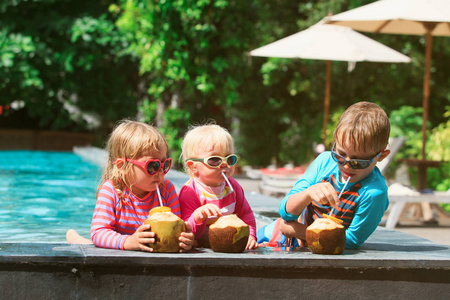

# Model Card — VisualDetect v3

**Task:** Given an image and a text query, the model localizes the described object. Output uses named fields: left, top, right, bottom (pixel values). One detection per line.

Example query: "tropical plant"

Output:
left=1, top=0, right=449, bottom=173
left=0, top=0, right=139, bottom=131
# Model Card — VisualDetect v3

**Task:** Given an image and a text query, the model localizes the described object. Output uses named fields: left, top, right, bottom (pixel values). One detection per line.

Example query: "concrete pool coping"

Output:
left=1, top=228, right=450, bottom=299
left=1, top=227, right=450, bottom=268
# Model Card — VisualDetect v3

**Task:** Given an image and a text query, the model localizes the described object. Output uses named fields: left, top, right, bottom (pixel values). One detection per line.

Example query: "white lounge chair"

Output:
left=377, top=137, right=405, bottom=175
left=386, top=189, right=450, bottom=229
left=381, top=138, right=450, bottom=228
left=258, top=166, right=305, bottom=197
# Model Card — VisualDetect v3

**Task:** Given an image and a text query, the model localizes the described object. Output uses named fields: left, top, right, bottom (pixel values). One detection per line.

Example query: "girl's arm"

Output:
left=90, top=182, right=129, bottom=250
left=179, top=184, right=207, bottom=239
left=230, top=178, right=257, bottom=240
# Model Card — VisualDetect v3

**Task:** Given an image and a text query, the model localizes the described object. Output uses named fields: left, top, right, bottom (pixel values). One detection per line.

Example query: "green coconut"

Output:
left=209, top=214, right=249, bottom=253
left=144, top=211, right=186, bottom=253
left=306, top=218, right=346, bottom=255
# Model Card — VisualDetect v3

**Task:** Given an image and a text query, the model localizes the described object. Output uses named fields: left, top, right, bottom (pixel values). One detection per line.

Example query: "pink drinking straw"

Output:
left=330, top=176, right=351, bottom=216
left=221, top=172, right=234, bottom=193
left=155, top=183, right=164, bottom=207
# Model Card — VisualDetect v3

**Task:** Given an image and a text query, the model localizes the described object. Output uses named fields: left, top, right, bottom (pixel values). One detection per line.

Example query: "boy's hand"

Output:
left=193, top=204, right=222, bottom=223
left=246, top=236, right=258, bottom=250
left=179, top=222, right=195, bottom=252
left=307, top=182, right=340, bottom=207
left=124, top=224, right=155, bottom=252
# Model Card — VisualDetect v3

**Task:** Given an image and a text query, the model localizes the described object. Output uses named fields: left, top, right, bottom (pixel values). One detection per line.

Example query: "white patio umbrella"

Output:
left=250, top=22, right=410, bottom=145
left=327, top=0, right=450, bottom=160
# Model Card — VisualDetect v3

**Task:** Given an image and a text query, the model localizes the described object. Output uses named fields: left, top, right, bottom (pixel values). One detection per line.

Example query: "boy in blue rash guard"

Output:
left=257, top=102, right=391, bottom=249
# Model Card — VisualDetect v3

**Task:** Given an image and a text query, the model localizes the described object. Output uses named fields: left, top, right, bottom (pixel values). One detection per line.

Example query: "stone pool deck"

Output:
left=1, top=229, right=450, bottom=299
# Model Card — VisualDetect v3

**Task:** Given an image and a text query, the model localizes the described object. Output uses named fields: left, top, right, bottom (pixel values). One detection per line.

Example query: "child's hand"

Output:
left=307, top=182, right=340, bottom=207
left=193, top=204, right=222, bottom=223
left=179, top=222, right=195, bottom=252
left=279, top=220, right=308, bottom=240
left=124, top=224, right=155, bottom=252
left=246, top=236, right=258, bottom=250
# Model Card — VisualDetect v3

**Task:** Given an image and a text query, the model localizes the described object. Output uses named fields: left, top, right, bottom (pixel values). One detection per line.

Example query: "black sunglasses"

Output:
left=331, top=143, right=381, bottom=170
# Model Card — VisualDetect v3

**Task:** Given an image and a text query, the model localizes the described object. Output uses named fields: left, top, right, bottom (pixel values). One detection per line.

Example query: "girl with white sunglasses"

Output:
left=180, top=124, right=258, bottom=250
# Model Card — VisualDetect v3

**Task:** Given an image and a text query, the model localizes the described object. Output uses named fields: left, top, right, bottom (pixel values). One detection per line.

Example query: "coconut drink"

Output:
left=144, top=209, right=185, bottom=253
left=209, top=214, right=249, bottom=253
left=306, top=217, right=346, bottom=255
left=144, top=184, right=185, bottom=253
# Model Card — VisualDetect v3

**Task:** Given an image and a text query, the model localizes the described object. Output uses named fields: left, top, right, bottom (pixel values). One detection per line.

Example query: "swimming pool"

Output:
left=0, top=150, right=275, bottom=243
left=0, top=151, right=101, bottom=242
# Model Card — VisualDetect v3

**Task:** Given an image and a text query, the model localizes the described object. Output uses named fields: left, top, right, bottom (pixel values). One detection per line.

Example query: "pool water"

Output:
left=0, top=151, right=101, bottom=242
left=0, top=150, right=275, bottom=243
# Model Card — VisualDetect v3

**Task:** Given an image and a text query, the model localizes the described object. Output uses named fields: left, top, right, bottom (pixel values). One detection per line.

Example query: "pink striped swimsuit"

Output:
left=91, top=179, right=180, bottom=249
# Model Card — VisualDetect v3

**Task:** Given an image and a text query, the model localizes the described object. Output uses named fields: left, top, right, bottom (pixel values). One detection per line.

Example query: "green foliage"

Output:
left=388, top=105, right=424, bottom=185
left=389, top=105, right=425, bottom=158
left=389, top=105, right=449, bottom=192
left=160, top=107, right=191, bottom=169
left=428, top=107, right=450, bottom=162
left=1, top=0, right=449, bottom=178
left=325, top=107, right=346, bottom=147
left=427, top=108, right=450, bottom=193
left=0, top=0, right=140, bottom=131
left=114, top=0, right=303, bottom=166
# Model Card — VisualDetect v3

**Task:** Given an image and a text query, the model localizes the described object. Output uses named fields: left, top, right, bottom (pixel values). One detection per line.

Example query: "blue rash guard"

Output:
left=276, top=151, right=389, bottom=249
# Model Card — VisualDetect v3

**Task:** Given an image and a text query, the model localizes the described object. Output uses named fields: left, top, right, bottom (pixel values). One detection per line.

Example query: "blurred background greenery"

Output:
left=0, top=0, right=448, bottom=192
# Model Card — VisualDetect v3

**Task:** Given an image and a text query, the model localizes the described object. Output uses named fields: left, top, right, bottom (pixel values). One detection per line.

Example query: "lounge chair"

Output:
left=386, top=188, right=450, bottom=229
left=376, top=137, right=405, bottom=175
left=381, top=138, right=450, bottom=228
left=258, top=166, right=305, bottom=197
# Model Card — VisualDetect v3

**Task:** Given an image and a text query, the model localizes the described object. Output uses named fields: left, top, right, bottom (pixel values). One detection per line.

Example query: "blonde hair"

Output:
left=99, top=119, right=168, bottom=207
left=181, top=124, right=234, bottom=176
left=333, top=101, right=390, bottom=153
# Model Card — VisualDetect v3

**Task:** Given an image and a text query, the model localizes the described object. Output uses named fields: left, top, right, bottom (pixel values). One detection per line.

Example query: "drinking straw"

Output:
left=155, top=183, right=164, bottom=207
left=221, top=172, right=234, bottom=193
left=330, top=176, right=351, bottom=216
left=338, top=176, right=351, bottom=200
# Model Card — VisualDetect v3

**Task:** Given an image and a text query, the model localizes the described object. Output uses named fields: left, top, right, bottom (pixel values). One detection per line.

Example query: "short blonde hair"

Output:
left=181, top=124, right=234, bottom=176
left=100, top=119, right=168, bottom=204
left=333, top=101, right=390, bottom=153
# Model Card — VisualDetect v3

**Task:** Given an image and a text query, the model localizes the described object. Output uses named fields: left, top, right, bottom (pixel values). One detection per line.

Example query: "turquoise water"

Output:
left=0, top=151, right=101, bottom=242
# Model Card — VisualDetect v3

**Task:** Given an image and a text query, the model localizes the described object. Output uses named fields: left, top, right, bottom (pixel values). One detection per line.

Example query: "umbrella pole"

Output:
left=323, top=60, right=331, bottom=147
left=421, top=31, right=433, bottom=160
